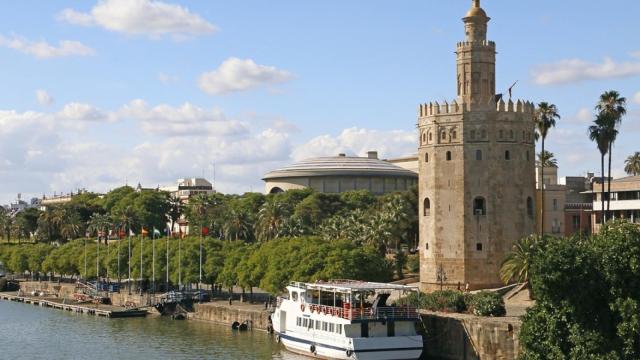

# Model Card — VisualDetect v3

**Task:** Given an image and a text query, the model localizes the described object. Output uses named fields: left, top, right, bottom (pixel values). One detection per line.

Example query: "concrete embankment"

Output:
left=189, top=301, right=272, bottom=330
left=421, top=311, right=521, bottom=360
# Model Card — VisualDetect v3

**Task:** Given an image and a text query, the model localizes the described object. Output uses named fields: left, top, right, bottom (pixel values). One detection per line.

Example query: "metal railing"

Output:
left=277, top=298, right=419, bottom=321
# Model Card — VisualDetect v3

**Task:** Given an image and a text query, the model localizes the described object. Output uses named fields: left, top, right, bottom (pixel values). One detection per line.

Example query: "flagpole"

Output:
left=178, top=234, right=182, bottom=290
left=166, top=233, right=169, bottom=292
left=84, top=237, right=87, bottom=281
left=199, top=225, right=203, bottom=291
left=128, top=232, right=131, bottom=295
left=139, top=231, right=143, bottom=295
left=152, top=229, right=156, bottom=295
left=96, top=235, right=100, bottom=292
left=106, top=237, right=110, bottom=295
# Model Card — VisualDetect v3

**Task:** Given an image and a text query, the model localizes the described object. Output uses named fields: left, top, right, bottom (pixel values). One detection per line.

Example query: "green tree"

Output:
left=167, top=194, right=183, bottom=235
left=596, top=90, right=627, bottom=220
left=87, top=213, right=112, bottom=245
left=255, top=200, right=291, bottom=241
left=536, top=150, right=558, bottom=168
left=499, top=234, right=541, bottom=286
left=624, top=152, right=640, bottom=176
left=589, top=115, right=611, bottom=224
left=534, top=102, right=560, bottom=235
left=223, top=208, right=252, bottom=241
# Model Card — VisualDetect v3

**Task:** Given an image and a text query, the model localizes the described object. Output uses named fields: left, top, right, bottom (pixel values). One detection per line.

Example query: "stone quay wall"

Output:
left=421, top=311, right=521, bottom=360
left=189, top=302, right=272, bottom=330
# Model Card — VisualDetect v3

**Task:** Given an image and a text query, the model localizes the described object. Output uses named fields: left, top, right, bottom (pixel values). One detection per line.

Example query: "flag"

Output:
left=119, top=230, right=126, bottom=238
left=85, top=231, right=90, bottom=238
left=141, top=228, right=149, bottom=236
left=201, top=226, right=209, bottom=236
left=153, top=228, right=161, bottom=237
left=129, top=229, right=135, bottom=236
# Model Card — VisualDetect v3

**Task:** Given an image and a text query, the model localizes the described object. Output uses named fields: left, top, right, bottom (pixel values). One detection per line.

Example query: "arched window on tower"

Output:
left=422, top=133, right=426, bottom=144
left=470, top=130, right=476, bottom=140
left=473, top=197, right=486, bottom=216
left=429, top=132, right=433, bottom=142
left=527, top=197, right=533, bottom=217
left=441, top=131, right=447, bottom=140
left=446, top=151, right=452, bottom=161
left=452, top=130, right=457, bottom=140
left=424, top=198, right=431, bottom=216
left=476, top=150, right=482, bottom=160
left=425, top=153, right=429, bottom=163
left=505, top=150, right=511, bottom=160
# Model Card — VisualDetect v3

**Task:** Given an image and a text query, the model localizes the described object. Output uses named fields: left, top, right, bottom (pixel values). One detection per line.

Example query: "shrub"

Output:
left=406, top=254, right=420, bottom=273
left=466, top=291, right=506, bottom=317
left=399, top=290, right=466, bottom=313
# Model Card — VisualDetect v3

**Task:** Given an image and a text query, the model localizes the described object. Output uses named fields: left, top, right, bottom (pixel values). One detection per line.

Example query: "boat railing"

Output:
left=296, top=302, right=418, bottom=321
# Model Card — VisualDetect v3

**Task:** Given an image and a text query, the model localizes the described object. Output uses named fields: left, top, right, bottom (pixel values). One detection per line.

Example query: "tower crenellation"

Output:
left=417, top=0, right=536, bottom=291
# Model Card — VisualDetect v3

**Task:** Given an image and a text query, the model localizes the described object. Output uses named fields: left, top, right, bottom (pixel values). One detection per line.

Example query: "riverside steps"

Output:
left=0, top=292, right=148, bottom=318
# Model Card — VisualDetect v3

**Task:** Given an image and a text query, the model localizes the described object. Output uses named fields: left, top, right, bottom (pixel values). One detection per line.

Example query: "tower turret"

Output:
left=456, top=0, right=496, bottom=105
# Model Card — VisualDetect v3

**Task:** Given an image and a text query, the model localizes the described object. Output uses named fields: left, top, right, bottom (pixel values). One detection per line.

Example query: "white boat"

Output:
left=272, top=280, right=424, bottom=360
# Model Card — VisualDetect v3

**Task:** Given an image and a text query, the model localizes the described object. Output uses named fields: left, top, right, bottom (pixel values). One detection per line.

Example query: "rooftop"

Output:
left=263, top=153, right=418, bottom=180
left=288, top=280, right=419, bottom=293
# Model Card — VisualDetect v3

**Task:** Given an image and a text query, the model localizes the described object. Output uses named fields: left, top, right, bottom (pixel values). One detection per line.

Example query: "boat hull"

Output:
left=277, top=331, right=423, bottom=360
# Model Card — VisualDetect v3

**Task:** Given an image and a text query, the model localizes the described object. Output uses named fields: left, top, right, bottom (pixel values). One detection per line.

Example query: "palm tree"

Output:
left=38, top=207, right=57, bottom=243
left=624, top=152, right=640, bottom=176
left=536, top=150, right=558, bottom=168
left=0, top=208, right=10, bottom=242
left=255, top=201, right=290, bottom=241
left=595, top=90, right=627, bottom=219
left=87, top=213, right=112, bottom=242
left=167, top=195, right=183, bottom=236
left=534, top=102, right=561, bottom=235
left=224, top=209, right=252, bottom=241
left=589, top=117, right=611, bottom=225
left=60, top=212, right=82, bottom=241
left=500, top=234, right=541, bottom=286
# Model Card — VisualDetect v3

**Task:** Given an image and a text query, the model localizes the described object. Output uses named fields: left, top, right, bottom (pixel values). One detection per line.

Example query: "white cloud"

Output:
left=198, top=58, right=294, bottom=95
left=158, top=72, right=178, bottom=84
left=633, top=91, right=640, bottom=104
left=292, top=127, right=417, bottom=161
left=58, top=102, right=114, bottom=123
left=631, top=51, right=640, bottom=59
left=36, top=90, right=54, bottom=106
left=58, top=0, right=217, bottom=39
left=0, top=34, right=95, bottom=59
left=531, top=57, right=640, bottom=85
left=120, top=99, right=249, bottom=136
left=565, top=107, right=593, bottom=125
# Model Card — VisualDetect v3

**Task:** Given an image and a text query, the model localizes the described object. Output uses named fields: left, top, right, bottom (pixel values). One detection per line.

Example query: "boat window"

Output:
left=291, top=292, right=298, bottom=302
left=316, top=321, right=321, bottom=330
left=303, top=318, right=308, bottom=327
left=387, top=321, right=395, bottom=337
left=308, top=320, right=314, bottom=329
left=322, top=322, right=328, bottom=331
left=329, top=323, right=335, bottom=332
left=337, top=324, right=342, bottom=334
left=296, top=317, right=301, bottom=326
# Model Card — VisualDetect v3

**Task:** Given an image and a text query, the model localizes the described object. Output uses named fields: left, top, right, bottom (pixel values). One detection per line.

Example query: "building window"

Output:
left=473, top=197, right=486, bottom=215
left=553, top=198, right=558, bottom=211
left=429, top=132, right=432, bottom=141
left=527, top=197, right=533, bottom=217
left=499, top=130, right=503, bottom=139
left=481, top=129, right=487, bottom=138
left=441, top=131, right=446, bottom=140
left=424, top=198, right=431, bottom=216
left=446, top=151, right=452, bottom=161
left=425, top=153, right=429, bottom=163
left=471, top=130, right=476, bottom=139
left=476, top=243, right=483, bottom=251
left=572, top=215, right=580, bottom=230
left=452, top=130, right=457, bottom=139
left=476, top=150, right=482, bottom=160
left=505, top=150, right=511, bottom=160
left=526, top=151, right=530, bottom=161
left=422, top=133, right=426, bottom=144
left=425, top=242, right=429, bottom=250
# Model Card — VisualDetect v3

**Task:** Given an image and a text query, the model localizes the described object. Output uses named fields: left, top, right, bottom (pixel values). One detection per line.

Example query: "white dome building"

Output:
left=263, top=151, right=418, bottom=194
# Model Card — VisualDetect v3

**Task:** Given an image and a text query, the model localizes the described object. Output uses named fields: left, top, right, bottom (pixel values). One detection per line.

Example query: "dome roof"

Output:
left=263, top=155, right=418, bottom=180
left=465, top=6, right=487, bottom=18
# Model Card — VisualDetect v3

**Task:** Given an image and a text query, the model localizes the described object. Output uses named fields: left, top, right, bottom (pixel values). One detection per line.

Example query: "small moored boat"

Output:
left=272, top=280, right=424, bottom=359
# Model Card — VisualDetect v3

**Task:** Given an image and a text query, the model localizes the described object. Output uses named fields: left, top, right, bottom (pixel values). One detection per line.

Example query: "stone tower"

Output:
left=418, top=0, right=536, bottom=291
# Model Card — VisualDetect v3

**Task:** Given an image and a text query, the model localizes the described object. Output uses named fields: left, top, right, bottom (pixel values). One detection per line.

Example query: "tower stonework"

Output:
left=418, top=0, right=536, bottom=291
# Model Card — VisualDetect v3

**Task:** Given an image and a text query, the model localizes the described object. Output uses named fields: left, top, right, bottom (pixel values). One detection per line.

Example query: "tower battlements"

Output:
left=418, top=99, right=535, bottom=117
left=456, top=40, right=495, bottom=49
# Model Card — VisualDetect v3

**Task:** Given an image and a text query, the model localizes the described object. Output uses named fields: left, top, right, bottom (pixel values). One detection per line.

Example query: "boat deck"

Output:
left=0, top=292, right=148, bottom=318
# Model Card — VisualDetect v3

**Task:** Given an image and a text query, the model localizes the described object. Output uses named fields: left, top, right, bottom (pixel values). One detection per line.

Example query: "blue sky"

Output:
left=1, top=0, right=639, bottom=204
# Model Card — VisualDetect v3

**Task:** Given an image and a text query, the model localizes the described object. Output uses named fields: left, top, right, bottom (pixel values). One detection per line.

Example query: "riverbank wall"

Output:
left=421, top=311, right=521, bottom=360
left=17, top=281, right=521, bottom=359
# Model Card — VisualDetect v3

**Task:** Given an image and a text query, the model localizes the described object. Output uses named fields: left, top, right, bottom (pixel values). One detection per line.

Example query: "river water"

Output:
left=0, top=300, right=309, bottom=360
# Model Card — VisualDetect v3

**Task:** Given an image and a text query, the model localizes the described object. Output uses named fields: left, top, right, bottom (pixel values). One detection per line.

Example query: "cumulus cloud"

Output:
left=58, top=0, right=217, bottom=39
left=634, top=91, right=640, bottom=104
left=36, top=90, right=54, bottom=106
left=198, top=58, right=294, bottom=95
left=292, top=127, right=417, bottom=161
left=157, top=72, right=178, bottom=84
left=0, top=34, right=95, bottom=59
left=58, top=102, right=114, bottom=123
left=565, top=107, right=594, bottom=125
left=531, top=57, right=640, bottom=85
left=120, top=99, right=249, bottom=136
